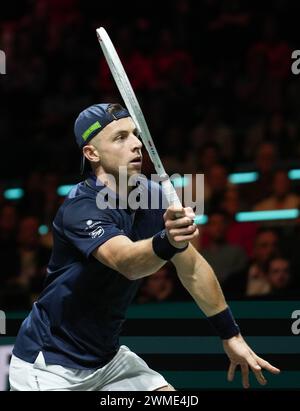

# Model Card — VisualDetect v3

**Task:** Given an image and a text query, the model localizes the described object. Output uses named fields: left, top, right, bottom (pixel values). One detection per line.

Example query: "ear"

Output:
left=83, top=144, right=100, bottom=164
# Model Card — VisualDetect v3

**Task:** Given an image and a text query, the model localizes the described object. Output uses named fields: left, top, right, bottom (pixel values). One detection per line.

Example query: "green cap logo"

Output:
left=82, top=121, right=101, bottom=141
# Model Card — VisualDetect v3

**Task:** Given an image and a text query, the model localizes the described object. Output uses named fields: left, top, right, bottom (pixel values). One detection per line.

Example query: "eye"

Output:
left=116, top=134, right=126, bottom=141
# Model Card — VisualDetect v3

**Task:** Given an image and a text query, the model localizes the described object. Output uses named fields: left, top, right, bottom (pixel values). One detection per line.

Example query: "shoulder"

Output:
left=62, top=183, right=97, bottom=214
left=61, top=183, right=120, bottom=227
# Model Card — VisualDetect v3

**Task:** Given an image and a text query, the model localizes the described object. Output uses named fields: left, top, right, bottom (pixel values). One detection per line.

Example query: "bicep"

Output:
left=92, top=235, right=134, bottom=275
left=63, top=200, right=125, bottom=259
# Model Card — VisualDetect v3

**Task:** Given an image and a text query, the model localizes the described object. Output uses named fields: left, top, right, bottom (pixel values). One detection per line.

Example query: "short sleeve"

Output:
left=63, top=198, right=124, bottom=258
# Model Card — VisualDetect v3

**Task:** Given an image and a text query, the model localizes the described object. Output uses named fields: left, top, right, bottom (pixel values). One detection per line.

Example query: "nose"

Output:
left=131, top=133, right=143, bottom=151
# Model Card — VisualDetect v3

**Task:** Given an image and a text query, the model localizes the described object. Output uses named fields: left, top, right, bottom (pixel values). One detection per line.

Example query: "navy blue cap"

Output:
left=74, top=103, right=130, bottom=149
left=74, top=103, right=130, bottom=174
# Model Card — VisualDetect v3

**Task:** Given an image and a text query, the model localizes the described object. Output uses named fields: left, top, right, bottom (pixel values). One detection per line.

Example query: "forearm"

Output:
left=172, top=244, right=227, bottom=316
left=94, top=205, right=198, bottom=281
left=119, top=237, right=167, bottom=279
left=93, top=235, right=166, bottom=280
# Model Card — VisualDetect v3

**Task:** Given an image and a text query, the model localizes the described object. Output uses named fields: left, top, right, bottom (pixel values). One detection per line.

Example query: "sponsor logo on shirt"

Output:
left=85, top=220, right=104, bottom=239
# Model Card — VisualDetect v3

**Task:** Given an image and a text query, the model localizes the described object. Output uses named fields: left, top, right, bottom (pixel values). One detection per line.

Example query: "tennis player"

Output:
left=9, top=103, right=280, bottom=391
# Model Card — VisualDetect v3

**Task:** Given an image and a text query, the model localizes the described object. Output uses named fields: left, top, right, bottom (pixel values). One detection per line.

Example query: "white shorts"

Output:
left=9, top=345, right=169, bottom=391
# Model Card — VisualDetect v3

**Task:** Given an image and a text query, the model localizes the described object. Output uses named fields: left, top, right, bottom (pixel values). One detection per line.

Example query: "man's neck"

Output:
left=94, top=169, right=136, bottom=197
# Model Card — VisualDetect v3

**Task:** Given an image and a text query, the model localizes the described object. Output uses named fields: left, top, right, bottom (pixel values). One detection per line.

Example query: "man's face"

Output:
left=256, top=144, right=276, bottom=174
left=207, top=165, right=227, bottom=192
left=254, top=231, right=278, bottom=263
left=207, top=214, right=227, bottom=243
left=146, top=268, right=172, bottom=296
left=268, top=258, right=290, bottom=289
left=273, top=171, right=290, bottom=197
left=87, top=117, right=143, bottom=178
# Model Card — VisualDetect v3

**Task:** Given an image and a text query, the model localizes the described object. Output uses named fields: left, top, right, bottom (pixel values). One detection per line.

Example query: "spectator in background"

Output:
left=235, top=47, right=270, bottom=116
left=248, top=17, right=292, bottom=81
left=223, top=228, right=280, bottom=298
left=184, top=143, right=222, bottom=206
left=243, top=117, right=266, bottom=161
left=266, top=257, right=293, bottom=297
left=135, top=265, right=188, bottom=304
left=204, top=163, right=229, bottom=212
left=281, top=215, right=300, bottom=289
left=243, top=112, right=297, bottom=161
left=154, top=28, right=196, bottom=91
left=198, top=142, right=221, bottom=174
left=241, top=142, right=278, bottom=207
left=221, top=185, right=257, bottom=257
left=98, top=26, right=157, bottom=93
left=0, top=216, right=51, bottom=309
left=255, top=142, right=277, bottom=180
left=19, top=171, right=45, bottom=219
left=163, top=125, right=185, bottom=164
left=42, top=172, right=61, bottom=224
left=201, top=211, right=248, bottom=284
left=254, top=169, right=299, bottom=212
left=0, top=203, right=18, bottom=248
left=264, top=111, right=298, bottom=159
left=237, top=16, right=291, bottom=115
left=0, top=204, right=19, bottom=286
left=244, top=228, right=280, bottom=297
left=16, top=216, right=50, bottom=289
left=189, top=107, right=234, bottom=162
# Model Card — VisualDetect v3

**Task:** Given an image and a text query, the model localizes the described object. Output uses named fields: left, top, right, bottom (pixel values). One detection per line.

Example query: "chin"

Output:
left=128, top=169, right=141, bottom=177
left=128, top=164, right=142, bottom=173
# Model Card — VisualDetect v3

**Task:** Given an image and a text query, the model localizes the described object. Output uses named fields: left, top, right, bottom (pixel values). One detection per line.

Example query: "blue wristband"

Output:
left=152, top=229, right=188, bottom=261
left=207, top=307, right=240, bottom=340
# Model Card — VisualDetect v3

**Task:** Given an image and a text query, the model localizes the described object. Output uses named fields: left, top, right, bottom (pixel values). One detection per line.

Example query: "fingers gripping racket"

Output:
left=96, top=27, right=181, bottom=208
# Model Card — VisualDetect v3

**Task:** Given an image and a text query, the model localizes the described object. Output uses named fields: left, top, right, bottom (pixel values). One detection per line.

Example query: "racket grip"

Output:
left=162, top=179, right=182, bottom=208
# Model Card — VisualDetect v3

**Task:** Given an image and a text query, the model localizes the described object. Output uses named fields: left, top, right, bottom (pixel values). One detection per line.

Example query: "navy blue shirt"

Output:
left=13, top=175, right=166, bottom=369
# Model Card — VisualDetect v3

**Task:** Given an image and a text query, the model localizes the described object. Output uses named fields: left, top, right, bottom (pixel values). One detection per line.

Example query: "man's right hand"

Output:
left=163, top=206, right=199, bottom=249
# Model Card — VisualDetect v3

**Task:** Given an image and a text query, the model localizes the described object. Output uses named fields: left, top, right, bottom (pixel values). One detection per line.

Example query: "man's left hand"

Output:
left=223, top=334, right=280, bottom=388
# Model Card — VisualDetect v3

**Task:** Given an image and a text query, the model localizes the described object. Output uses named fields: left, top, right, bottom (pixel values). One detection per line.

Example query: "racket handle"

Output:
left=162, top=179, right=182, bottom=208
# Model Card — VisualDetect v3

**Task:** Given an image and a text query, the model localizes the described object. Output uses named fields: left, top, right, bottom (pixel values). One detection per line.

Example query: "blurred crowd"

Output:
left=0, top=0, right=300, bottom=309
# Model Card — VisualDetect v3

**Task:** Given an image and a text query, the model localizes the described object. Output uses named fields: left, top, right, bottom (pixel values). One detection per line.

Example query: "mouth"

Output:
left=129, top=156, right=142, bottom=166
